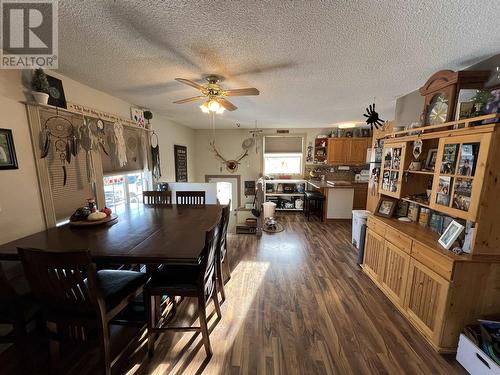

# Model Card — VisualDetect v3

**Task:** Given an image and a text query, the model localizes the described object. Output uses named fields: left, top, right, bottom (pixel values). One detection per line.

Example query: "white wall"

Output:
left=0, top=69, right=195, bottom=245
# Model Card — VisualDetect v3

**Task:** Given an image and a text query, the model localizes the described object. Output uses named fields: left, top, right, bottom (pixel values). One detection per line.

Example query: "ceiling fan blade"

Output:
left=224, top=88, right=260, bottom=96
left=218, top=98, right=238, bottom=111
left=173, top=96, right=205, bottom=104
left=175, top=78, right=205, bottom=91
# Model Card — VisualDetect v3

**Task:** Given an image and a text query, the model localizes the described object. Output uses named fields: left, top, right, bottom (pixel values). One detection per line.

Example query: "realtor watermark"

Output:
left=1, top=0, right=58, bottom=69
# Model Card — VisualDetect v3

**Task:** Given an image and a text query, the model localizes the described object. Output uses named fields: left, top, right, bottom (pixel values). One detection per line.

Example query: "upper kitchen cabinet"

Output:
left=327, top=138, right=371, bottom=165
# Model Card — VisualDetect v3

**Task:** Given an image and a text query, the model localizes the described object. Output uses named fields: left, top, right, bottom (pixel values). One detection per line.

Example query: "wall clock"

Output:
left=419, top=70, right=490, bottom=126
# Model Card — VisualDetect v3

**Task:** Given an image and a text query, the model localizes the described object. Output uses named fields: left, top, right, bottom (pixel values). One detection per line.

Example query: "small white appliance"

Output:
left=355, top=169, right=370, bottom=182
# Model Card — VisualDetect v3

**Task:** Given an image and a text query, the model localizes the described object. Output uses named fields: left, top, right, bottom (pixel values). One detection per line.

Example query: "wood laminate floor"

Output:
left=2, top=213, right=466, bottom=374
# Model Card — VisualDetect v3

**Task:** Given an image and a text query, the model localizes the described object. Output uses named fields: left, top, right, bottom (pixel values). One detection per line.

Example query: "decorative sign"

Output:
left=174, top=145, right=188, bottom=182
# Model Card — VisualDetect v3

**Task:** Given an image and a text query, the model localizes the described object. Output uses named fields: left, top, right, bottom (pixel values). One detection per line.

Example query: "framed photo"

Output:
left=375, top=197, right=398, bottom=218
left=0, top=128, right=18, bottom=170
left=438, top=220, right=464, bottom=250
left=46, top=75, right=67, bottom=108
left=424, top=148, right=438, bottom=171
left=395, top=200, right=409, bottom=217
left=130, top=107, right=145, bottom=128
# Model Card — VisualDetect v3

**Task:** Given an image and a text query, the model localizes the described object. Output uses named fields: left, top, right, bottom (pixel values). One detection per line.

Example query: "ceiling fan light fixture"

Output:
left=216, top=106, right=225, bottom=114
left=200, top=102, right=210, bottom=113
left=207, top=99, right=221, bottom=112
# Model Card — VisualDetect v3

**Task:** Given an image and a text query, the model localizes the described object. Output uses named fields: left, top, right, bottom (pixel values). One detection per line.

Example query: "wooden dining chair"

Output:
left=0, top=262, right=40, bottom=373
left=17, top=248, right=148, bottom=375
left=143, top=190, right=172, bottom=205
left=175, top=191, right=206, bottom=205
left=216, top=201, right=231, bottom=303
left=144, top=212, right=222, bottom=358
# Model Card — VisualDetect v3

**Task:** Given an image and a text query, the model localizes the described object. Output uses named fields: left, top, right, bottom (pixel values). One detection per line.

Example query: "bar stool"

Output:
left=304, top=191, right=325, bottom=221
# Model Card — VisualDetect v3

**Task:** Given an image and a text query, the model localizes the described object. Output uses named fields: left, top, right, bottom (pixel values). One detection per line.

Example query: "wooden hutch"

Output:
left=362, top=113, right=500, bottom=352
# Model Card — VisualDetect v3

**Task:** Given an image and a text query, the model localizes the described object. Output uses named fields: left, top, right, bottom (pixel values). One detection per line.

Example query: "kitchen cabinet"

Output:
left=327, top=138, right=371, bottom=165
left=327, top=139, right=349, bottom=164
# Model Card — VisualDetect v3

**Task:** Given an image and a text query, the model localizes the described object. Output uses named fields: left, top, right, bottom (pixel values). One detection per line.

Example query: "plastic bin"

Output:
left=263, top=201, right=277, bottom=219
left=352, top=210, right=370, bottom=249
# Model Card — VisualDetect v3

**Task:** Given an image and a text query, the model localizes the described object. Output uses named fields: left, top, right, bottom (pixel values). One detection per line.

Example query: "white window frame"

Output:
left=263, top=152, right=304, bottom=175
left=263, top=135, right=305, bottom=176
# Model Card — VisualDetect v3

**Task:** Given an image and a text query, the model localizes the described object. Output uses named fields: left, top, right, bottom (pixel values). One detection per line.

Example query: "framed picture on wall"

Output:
left=46, top=75, right=67, bottom=108
left=174, top=145, right=188, bottom=182
left=0, top=128, right=18, bottom=170
left=130, top=107, right=145, bottom=128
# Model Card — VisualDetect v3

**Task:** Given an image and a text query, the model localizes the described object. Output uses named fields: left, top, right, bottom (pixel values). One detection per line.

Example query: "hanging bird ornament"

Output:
left=363, top=103, right=385, bottom=130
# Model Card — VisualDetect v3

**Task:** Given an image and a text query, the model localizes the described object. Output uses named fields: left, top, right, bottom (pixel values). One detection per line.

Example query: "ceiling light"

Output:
left=208, top=99, right=221, bottom=112
left=216, top=106, right=225, bottom=114
left=200, top=102, right=210, bottom=113
left=338, top=123, right=356, bottom=129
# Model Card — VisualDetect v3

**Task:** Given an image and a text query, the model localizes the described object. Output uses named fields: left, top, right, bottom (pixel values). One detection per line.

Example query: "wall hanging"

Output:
left=113, top=122, right=127, bottom=167
left=363, top=103, right=385, bottom=130
left=41, top=115, right=78, bottom=185
left=46, top=75, right=67, bottom=109
left=0, top=128, right=18, bottom=170
left=79, top=117, right=97, bottom=183
left=150, top=131, right=161, bottom=180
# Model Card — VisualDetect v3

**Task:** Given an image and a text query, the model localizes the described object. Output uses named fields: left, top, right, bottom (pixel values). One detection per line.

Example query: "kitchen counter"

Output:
left=306, top=180, right=355, bottom=220
left=307, top=180, right=353, bottom=189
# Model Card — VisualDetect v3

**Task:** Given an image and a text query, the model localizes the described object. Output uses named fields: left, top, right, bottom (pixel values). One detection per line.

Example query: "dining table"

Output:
left=0, top=204, right=222, bottom=264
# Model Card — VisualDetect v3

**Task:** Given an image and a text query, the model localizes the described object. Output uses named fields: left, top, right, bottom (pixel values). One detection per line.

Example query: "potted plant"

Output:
left=144, top=110, right=153, bottom=129
left=31, top=68, right=50, bottom=105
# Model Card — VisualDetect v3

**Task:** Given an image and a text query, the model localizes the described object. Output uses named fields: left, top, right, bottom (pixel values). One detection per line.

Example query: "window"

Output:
left=264, top=153, right=303, bottom=174
left=103, top=172, right=147, bottom=208
left=263, top=135, right=304, bottom=175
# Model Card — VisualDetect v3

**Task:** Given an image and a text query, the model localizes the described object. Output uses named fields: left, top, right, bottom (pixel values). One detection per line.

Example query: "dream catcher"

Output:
left=150, top=131, right=161, bottom=180
left=41, top=115, right=78, bottom=186
left=79, top=117, right=98, bottom=183
left=363, top=103, right=385, bottom=130
left=95, top=119, right=110, bottom=156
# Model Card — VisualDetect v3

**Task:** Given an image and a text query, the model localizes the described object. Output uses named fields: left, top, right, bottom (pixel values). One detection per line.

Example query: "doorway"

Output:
left=205, top=175, right=241, bottom=232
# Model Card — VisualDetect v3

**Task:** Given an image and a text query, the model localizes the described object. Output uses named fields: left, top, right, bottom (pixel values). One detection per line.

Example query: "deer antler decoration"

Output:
left=210, top=140, right=249, bottom=173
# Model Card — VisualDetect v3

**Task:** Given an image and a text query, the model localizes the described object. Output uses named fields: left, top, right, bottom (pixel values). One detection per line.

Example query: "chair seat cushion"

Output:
left=96, top=270, right=148, bottom=310
left=146, top=265, right=201, bottom=292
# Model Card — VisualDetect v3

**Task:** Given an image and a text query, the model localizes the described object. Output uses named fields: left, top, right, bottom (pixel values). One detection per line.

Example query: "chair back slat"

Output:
left=17, top=248, right=101, bottom=319
left=143, top=191, right=172, bottom=205
left=219, top=201, right=231, bottom=260
left=198, top=211, right=221, bottom=298
left=176, top=191, right=206, bottom=205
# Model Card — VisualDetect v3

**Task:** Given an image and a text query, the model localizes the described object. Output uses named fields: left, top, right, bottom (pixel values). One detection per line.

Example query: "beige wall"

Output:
left=192, top=127, right=333, bottom=207
left=0, top=69, right=195, bottom=245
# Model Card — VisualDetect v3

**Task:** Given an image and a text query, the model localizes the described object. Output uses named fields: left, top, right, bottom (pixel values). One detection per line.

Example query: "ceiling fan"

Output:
left=173, top=75, right=259, bottom=114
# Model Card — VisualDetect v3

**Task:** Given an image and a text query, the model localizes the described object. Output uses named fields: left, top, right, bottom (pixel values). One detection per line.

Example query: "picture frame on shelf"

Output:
left=424, top=148, right=438, bottom=171
left=130, top=107, right=145, bottom=128
left=375, top=196, right=398, bottom=218
left=0, top=128, right=18, bottom=170
left=438, top=220, right=464, bottom=250
left=395, top=200, right=409, bottom=217
left=46, top=75, right=67, bottom=109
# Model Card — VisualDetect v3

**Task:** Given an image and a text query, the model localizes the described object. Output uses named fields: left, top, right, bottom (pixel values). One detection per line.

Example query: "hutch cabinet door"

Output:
left=404, top=259, right=450, bottom=343
left=379, top=142, right=406, bottom=198
left=363, top=228, right=386, bottom=282
left=381, top=241, right=410, bottom=307
left=430, top=132, right=492, bottom=221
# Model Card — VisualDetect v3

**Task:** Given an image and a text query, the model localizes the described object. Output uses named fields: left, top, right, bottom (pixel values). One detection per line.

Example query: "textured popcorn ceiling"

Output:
left=58, top=1, right=500, bottom=129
